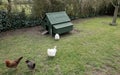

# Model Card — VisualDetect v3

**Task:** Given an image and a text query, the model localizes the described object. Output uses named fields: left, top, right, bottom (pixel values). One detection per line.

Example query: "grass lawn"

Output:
left=0, top=16, right=120, bottom=75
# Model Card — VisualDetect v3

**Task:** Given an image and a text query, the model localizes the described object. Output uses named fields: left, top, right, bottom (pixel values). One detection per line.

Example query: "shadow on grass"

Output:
left=47, top=56, right=55, bottom=60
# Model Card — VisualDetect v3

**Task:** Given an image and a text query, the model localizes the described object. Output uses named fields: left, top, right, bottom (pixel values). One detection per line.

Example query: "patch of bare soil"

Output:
left=71, top=28, right=82, bottom=33
left=0, top=26, right=43, bottom=38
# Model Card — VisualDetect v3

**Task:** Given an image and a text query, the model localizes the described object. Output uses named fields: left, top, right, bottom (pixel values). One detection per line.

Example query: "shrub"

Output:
left=32, top=0, right=114, bottom=19
left=0, top=10, right=41, bottom=32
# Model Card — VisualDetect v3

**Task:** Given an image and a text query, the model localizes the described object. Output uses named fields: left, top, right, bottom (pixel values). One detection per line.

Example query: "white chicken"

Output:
left=47, top=46, right=57, bottom=57
left=55, top=34, right=60, bottom=40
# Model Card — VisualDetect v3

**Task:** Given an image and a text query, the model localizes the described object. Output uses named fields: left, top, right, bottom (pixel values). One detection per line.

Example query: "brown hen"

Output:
left=5, top=56, right=23, bottom=68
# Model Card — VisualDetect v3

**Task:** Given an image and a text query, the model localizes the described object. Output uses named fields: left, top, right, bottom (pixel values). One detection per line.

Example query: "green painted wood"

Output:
left=53, top=25, right=73, bottom=34
left=42, top=11, right=73, bottom=35
left=46, top=11, right=70, bottom=25
left=53, top=22, right=73, bottom=29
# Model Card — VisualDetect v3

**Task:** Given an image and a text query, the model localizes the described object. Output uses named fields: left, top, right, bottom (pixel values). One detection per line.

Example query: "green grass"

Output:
left=0, top=16, right=120, bottom=75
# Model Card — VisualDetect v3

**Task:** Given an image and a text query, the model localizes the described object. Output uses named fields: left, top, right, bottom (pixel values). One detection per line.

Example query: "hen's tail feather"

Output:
left=15, top=56, right=23, bottom=64
left=33, top=63, right=36, bottom=69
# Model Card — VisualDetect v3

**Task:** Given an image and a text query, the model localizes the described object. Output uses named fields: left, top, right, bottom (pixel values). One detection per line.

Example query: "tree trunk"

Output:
left=110, top=6, right=119, bottom=25
left=7, top=0, right=12, bottom=14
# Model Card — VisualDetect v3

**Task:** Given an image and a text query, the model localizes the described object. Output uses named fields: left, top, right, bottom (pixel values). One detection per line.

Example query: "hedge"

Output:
left=0, top=10, right=41, bottom=32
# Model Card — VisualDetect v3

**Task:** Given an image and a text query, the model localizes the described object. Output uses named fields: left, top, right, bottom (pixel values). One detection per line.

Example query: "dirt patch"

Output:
left=70, top=28, right=83, bottom=35
left=0, top=26, right=43, bottom=38
left=72, top=28, right=81, bottom=33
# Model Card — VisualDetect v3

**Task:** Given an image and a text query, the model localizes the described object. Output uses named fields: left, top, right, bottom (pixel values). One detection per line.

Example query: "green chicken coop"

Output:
left=41, top=11, right=73, bottom=35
